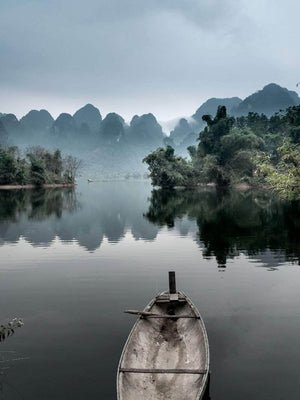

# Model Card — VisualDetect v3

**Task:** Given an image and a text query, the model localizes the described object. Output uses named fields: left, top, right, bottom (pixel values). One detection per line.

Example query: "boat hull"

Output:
left=117, top=291, right=209, bottom=400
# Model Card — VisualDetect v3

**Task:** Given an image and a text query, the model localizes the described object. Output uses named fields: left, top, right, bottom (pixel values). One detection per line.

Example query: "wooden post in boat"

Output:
left=169, top=271, right=176, bottom=294
left=169, top=271, right=178, bottom=301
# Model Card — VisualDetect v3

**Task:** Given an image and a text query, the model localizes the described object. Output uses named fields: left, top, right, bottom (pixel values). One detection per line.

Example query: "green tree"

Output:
left=0, top=149, right=17, bottom=184
left=143, top=146, right=198, bottom=188
left=255, top=140, right=300, bottom=200
left=0, top=146, right=80, bottom=186
left=285, top=105, right=300, bottom=144
left=199, top=106, right=235, bottom=158
left=27, top=152, right=46, bottom=186
left=197, top=108, right=264, bottom=185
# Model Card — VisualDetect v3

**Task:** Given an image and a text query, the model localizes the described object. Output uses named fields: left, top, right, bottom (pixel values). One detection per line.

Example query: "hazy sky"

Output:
left=0, top=0, right=299, bottom=121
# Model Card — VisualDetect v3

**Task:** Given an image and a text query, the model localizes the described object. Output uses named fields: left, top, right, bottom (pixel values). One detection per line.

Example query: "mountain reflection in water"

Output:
left=0, top=183, right=299, bottom=268
left=0, top=184, right=159, bottom=250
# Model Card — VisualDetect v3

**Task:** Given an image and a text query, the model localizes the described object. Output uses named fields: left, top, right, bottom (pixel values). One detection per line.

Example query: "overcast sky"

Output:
left=0, top=0, right=299, bottom=121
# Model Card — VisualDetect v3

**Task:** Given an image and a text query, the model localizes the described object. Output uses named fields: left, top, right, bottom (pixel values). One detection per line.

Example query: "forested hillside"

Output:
left=144, top=105, right=300, bottom=199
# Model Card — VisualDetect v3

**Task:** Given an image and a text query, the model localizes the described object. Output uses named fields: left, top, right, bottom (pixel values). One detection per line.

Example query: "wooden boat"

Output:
left=117, top=272, right=210, bottom=400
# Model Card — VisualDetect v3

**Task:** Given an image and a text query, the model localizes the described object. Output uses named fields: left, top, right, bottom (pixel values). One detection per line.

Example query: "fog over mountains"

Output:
left=1, top=83, right=299, bottom=177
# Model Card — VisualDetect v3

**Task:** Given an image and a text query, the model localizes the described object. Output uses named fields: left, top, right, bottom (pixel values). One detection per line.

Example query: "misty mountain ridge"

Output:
left=232, top=83, right=300, bottom=117
left=20, top=109, right=54, bottom=131
left=168, top=83, right=300, bottom=149
left=1, top=83, right=299, bottom=176
left=192, top=97, right=242, bottom=122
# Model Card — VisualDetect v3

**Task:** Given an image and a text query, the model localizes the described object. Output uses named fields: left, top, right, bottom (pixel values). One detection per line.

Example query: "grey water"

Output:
left=0, top=181, right=299, bottom=400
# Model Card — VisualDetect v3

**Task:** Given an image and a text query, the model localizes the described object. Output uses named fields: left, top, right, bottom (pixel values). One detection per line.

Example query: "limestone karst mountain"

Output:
left=100, top=112, right=125, bottom=144
left=192, top=97, right=242, bottom=122
left=169, top=118, right=195, bottom=146
left=73, top=104, right=102, bottom=132
left=127, top=113, right=164, bottom=148
left=0, top=113, right=20, bottom=133
left=20, top=109, right=54, bottom=132
left=52, top=113, right=77, bottom=136
left=232, top=83, right=300, bottom=117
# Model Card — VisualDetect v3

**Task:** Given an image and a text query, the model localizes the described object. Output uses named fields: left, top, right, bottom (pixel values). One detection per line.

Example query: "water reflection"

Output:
left=145, top=188, right=300, bottom=266
left=0, top=351, right=29, bottom=400
left=0, top=184, right=159, bottom=250
left=1, top=184, right=300, bottom=400
left=0, top=189, right=79, bottom=247
left=0, top=184, right=299, bottom=267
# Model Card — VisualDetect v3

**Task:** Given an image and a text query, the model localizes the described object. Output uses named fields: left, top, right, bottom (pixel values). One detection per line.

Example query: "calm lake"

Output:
left=0, top=181, right=299, bottom=400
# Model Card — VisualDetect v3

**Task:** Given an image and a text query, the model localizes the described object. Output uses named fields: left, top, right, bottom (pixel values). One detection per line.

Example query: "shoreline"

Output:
left=0, top=183, right=77, bottom=190
left=171, top=182, right=269, bottom=190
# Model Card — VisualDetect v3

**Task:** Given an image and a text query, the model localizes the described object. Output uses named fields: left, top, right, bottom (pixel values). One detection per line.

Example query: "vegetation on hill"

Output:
left=0, top=146, right=81, bottom=186
left=143, top=105, right=300, bottom=200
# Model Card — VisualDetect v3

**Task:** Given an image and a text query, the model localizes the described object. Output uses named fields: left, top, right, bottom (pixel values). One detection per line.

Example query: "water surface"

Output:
left=0, top=182, right=299, bottom=399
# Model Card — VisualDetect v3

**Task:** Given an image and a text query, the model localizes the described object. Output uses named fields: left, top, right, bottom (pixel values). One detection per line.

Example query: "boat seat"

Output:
left=155, top=294, right=187, bottom=304
left=120, top=368, right=207, bottom=374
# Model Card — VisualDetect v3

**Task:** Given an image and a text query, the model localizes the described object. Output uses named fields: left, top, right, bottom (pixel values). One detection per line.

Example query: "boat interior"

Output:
left=118, top=291, right=209, bottom=400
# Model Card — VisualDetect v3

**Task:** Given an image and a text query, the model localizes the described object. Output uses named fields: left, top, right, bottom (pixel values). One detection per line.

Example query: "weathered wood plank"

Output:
left=155, top=299, right=187, bottom=304
left=120, top=368, right=207, bottom=374
left=170, top=293, right=179, bottom=301
left=124, top=310, right=199, bottom=319
left=155, top=299, right=186, bottom=302
left=145, top=315, right=199, bottom=319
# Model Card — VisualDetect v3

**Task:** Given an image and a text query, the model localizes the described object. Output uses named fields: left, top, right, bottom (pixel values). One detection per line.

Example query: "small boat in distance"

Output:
left=117, top=272, right=210, bottom=400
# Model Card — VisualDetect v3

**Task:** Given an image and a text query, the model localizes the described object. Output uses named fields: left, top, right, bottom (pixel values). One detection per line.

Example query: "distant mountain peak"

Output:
left=127, top=113, right=163, bottom=147
left=20, top=109, right=54, bottom=131
left=56, top=112, right=73, bottom=120
left=75, top=103, right=100, bottom=114
left=263, top=82, right=282, bottom=90
left=170, top=118, right=195, bottom=146
left=73, top=104, right=102, bottom=132
left=52, top=113, right=77, bottom=135
left=100, top=112, right=126, bottom=144
left=104, top=112, right=125, bottom=124
left=130, top=113, right=158, bottom=126
left=232, top=83, right=300, bottom=116
left=83, top=103, right=96, bottom=108
left=0, top=113, right=20, bottom=132
left=192, top=97, right=242, bottom=121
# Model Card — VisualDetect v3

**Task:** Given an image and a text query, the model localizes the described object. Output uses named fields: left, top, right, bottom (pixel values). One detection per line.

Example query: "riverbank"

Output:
left=0, top=183, right=77, bottom=190
left=171, top=182, right=268, bottom=191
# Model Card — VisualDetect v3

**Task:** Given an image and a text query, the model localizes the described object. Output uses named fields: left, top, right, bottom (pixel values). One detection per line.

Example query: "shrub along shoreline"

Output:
left=0, top=183, right=77, bottom=189
left=0, top=146, right=82, bottom=187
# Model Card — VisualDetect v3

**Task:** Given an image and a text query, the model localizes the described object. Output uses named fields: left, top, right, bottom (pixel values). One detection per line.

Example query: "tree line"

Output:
left=0, top=146, right=82, bottom=186
left=143, top=105, right=300, bottom=199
